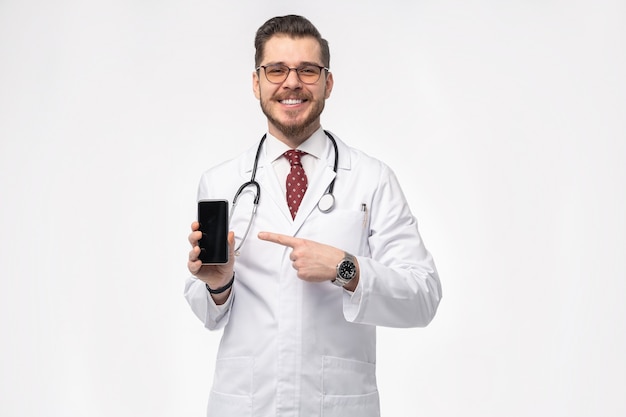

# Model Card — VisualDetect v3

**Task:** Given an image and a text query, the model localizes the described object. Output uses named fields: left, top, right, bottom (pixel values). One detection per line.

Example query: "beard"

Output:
left=259, top=92, right=326, bottom=141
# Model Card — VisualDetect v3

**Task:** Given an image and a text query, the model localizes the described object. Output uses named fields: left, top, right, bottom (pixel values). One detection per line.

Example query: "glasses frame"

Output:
left=256, top=64, right=330, bottom=85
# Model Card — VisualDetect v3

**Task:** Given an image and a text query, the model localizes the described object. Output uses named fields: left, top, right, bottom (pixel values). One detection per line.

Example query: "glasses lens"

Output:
left=264, top=64, right=290, bottom=83
left=296, top=65, right=322, bottom=83
left=263, top=64, right=323, bottom=84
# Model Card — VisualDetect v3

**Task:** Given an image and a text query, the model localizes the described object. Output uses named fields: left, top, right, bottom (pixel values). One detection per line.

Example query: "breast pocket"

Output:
left=321, top=356, right=380, bottom=417
left=309, top=209, right=370, bottom=256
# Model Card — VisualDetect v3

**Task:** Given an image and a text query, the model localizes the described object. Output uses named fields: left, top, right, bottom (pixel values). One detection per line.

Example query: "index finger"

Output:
left=258, top=231, right=299, bottom=248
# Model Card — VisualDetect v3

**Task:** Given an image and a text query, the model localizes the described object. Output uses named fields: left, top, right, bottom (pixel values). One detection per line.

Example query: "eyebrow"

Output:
left=263, top=61, right=324, bottom=67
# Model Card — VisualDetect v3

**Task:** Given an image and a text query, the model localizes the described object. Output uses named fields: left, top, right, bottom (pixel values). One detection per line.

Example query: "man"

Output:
left=185, top=15, right=441, bottom=416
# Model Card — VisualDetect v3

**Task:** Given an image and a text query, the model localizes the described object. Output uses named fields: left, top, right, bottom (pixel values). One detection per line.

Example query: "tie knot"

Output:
left=284, top=149, right=306, bottom=166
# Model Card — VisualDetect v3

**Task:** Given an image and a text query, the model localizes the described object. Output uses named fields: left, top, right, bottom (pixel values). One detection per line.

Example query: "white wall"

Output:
left=1, top=1, right=624, bottom=416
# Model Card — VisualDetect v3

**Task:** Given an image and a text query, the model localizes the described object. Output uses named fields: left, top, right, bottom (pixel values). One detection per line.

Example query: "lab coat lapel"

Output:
left=257, top=150, right=295, bottom=224
left=292, top=134, right=351, bottom=232
left=238, top=142, right=293, bottom=225
left=291, top=163, right=336, bottom=231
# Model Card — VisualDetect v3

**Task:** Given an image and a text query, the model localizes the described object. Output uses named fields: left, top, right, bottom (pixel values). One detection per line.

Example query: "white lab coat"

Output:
left=185, top=131, right=441, bottom=417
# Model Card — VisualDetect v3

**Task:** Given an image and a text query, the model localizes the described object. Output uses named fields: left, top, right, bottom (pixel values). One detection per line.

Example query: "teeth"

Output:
left=281, top=99, right=303, bottom=105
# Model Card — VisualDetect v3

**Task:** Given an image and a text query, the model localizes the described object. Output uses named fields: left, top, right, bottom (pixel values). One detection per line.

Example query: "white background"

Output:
left=1, top=1, right=625, bottom=416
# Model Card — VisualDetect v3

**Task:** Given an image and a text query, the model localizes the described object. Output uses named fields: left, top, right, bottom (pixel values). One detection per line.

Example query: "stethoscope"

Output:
left=230, top=130, right=339, bottom=255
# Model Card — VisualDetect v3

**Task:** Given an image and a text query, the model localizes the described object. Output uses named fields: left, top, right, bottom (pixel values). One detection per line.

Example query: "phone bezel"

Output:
left=197, top=199, right=229, bottom=265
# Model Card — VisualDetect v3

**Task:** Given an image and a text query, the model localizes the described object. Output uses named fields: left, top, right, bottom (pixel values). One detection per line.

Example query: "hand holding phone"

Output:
left=197, top=200, right=229, bottom=264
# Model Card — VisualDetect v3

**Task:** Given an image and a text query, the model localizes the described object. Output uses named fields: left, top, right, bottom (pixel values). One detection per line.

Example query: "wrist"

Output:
left=332, top=252, right=358, bottom=288
left=206, top=273, right=235, bottom=294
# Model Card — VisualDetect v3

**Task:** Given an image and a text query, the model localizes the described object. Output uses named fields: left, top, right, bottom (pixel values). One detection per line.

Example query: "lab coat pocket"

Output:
left=322, top=356, right=380, bottom=417
left=208, top=356, right=253, bottom=416
left=311, top=208, right=369, bottom=256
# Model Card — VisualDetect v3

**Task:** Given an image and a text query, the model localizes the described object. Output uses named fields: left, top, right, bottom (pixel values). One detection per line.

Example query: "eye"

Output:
left=266, top=65, right=288, bottom=76
left=298, top=66, right=320, bottom=75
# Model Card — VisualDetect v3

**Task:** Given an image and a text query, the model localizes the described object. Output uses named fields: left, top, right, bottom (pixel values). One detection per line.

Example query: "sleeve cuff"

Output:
left=342, top=277, right=363, bottom=322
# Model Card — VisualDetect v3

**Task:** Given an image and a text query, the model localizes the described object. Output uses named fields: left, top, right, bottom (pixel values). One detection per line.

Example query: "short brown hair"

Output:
left=254, top=15, right=330, bottom=68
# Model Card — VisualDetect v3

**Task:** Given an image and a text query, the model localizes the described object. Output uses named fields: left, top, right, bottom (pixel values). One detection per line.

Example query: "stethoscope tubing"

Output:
left=230, top=130, right=339, bottom=254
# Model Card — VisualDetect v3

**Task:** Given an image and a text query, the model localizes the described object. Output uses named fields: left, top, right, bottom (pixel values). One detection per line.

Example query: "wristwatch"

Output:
left=332, top=252, right=357, bottom=287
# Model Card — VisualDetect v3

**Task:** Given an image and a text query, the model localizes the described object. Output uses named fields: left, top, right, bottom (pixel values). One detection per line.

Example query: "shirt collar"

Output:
left=265, top=127, right=327, bottom=162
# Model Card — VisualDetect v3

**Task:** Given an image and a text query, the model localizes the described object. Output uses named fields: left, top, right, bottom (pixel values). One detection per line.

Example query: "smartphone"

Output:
left=197, top=199, right=229, bottom=264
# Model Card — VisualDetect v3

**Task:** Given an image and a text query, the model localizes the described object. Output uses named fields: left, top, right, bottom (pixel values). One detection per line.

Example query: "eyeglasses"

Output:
left=257, top=64, right=329, bottom=85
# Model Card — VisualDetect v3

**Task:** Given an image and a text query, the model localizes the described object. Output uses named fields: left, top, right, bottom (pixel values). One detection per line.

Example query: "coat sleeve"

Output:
left=184, top=276, right=234, bottom=330
left=182, top=169, right=235, bottom=331
left=342, top=165, right=442, bottom=328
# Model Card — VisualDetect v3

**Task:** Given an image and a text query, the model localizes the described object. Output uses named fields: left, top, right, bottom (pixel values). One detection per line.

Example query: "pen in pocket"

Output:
left=361, top=203, right=368, bottom=229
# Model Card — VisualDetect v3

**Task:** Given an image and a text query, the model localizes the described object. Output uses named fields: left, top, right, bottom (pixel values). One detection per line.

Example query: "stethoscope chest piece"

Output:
left=317, top=192, right=335, bottom=213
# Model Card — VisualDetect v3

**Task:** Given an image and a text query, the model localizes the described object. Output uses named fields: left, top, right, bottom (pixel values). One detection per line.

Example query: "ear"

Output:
left=324, top=71, right=334, bottom=99
left=253, top=70, right=261, bottom=99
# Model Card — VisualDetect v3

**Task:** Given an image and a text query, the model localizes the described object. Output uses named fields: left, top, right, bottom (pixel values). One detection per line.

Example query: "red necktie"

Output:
left=284, top=150, right=308, bottom=219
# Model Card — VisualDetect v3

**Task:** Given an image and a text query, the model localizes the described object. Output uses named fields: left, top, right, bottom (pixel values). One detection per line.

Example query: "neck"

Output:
left=268, top=121, right=321, bottom=148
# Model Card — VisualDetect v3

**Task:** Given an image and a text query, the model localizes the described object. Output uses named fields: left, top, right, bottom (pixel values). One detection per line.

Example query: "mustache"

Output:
left=274, top=92, right=311, bottom=101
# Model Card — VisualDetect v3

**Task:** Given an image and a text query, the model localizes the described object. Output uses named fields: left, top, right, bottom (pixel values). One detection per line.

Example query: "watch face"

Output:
left=338, top=260, right=356, bottom=279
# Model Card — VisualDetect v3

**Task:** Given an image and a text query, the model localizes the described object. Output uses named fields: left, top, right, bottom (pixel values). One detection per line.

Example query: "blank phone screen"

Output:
left=197, top=200, right=229, bottom=264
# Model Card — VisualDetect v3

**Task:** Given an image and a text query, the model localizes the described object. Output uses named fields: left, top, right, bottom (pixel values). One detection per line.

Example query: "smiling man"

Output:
left=254, top=33, right=333, bottom=146
left=185, top=15, right=442, bottom=417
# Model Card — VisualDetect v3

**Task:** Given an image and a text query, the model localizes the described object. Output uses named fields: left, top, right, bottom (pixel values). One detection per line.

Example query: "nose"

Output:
left=283, top=68, right=302, bottom=88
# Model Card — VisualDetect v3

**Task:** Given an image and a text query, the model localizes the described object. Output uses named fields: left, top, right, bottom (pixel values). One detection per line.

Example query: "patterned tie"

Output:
left=284, top=150, right=308, bottom=219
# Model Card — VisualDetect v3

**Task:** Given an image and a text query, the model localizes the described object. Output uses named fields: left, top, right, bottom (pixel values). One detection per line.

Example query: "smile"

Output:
left=280, top=99, right=306, bottom=105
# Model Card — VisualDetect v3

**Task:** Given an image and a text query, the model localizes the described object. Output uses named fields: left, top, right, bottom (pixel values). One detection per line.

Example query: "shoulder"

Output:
left=196, top=142, right=259, bottom=198
left=330, top=132, right=394, bottom=177
left=200, top=142, right=258, bottom=178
